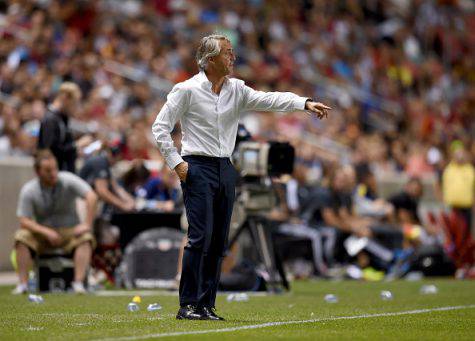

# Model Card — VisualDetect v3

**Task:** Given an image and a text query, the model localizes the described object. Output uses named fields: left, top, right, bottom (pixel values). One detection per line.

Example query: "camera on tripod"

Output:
left=233, top=140, right=295, bottom=212
left=227, top=126, right=294, bottom=292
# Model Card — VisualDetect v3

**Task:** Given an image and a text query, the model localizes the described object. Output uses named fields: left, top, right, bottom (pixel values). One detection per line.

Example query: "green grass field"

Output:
left=1, top=279, right=474, bottom=340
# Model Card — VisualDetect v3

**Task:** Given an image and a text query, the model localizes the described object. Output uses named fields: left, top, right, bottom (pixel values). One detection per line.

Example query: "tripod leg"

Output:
left=227, top=220, right=247, bottom=251
left=229, top=216, right=290, bottom=292
left=272, top=237, right=290, bottom=290
left=248, top=218, right=285, bottom=292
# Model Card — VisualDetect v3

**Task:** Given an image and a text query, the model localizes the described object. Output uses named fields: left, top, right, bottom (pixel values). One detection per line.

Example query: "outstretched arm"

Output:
left=240, top=83, right=331, bottom=119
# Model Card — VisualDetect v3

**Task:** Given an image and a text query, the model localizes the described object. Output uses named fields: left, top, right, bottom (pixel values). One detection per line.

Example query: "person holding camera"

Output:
left=152, top=34, right=331, bottom=320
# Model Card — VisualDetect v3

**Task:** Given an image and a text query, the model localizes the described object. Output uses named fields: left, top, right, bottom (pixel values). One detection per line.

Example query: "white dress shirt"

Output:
left=152, top=71, right=309, bottom=170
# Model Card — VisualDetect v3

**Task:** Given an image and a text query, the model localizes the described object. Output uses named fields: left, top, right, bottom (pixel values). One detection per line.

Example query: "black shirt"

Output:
left=300, top=186, right=352, bottom=225
left=79, top=154, right=111, bottom=189
left=79, top=154, right=116, bottom=218
left=388, top=191, right=419, bottom=223
left=37, top=109, right=77, bottom=173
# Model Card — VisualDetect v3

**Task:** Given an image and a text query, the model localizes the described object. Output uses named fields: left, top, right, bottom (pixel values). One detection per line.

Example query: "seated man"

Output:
left=137, top=166, right=182, bottom=212
left=387, top=177, right=440, bottom=250
left=267, top=174, right=336, bottom=276
left=12, top=150, right=97, bottom=294
left=79, top=145, right=135, bottom=217
left=388, top=177, right=423, bottom=225
left=354, top=166, right=394, bottom=219
left=309, top=166, right=401, bottom=269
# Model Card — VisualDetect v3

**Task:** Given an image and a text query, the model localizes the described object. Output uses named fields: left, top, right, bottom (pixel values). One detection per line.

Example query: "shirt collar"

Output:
left=196, top=71, right=210, bottom=84
left=196, top=71, right=230, bottom=90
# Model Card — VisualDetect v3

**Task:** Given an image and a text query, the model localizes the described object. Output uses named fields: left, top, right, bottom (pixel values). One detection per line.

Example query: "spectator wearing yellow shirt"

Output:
left=442, top=146, right=475, bottom=233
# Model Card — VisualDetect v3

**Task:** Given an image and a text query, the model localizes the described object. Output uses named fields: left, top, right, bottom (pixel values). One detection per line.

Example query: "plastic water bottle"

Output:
left=114, top=267, right=124, bottom=289
left=420, top=284, right=438, bottom=295
left=226, top=293, right=249, bottom=302
left=405, top=271, right=423, bottom=281
left=236, top=293, right=249, bottom=301
left=127, top=302, right=140, bottom=312
left=147, top=303, right=162, bottom=312
left=380, top=290, right=393, bottom=300
left=28, top=294, right=44, bottom=303
left=324, top=294, right=338, bottom=303
left=27, top=271, right=37, bottom=293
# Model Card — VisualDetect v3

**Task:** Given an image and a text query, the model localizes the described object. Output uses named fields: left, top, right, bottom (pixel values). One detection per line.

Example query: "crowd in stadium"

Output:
left=1, top=0, right=474, bottom=282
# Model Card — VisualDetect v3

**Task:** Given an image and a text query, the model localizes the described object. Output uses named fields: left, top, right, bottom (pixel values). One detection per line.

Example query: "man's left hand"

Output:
left=305, top=101, right=332, bottom=119
left=73, top=223, right=91, bottom=237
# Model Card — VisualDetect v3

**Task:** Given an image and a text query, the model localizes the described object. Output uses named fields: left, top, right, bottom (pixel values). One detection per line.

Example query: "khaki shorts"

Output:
left=14, top=228, right=96, bottom=254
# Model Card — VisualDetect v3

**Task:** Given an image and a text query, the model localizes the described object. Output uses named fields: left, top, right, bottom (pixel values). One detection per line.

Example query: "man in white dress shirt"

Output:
left=152, top=34, right=331, bottom=320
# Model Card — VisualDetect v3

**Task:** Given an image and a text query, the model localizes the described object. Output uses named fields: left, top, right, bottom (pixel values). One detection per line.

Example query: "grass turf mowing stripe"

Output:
left=94, top=304, right=475, bottom=340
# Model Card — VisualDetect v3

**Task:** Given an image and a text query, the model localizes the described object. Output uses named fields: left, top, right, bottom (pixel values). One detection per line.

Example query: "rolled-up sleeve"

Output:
left=152, top=84, right=190, bottom=170
left=239, top=82, right=309, bottom=113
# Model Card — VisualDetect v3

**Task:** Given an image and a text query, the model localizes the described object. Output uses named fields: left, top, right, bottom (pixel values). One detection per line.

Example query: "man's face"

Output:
left=211, top=39, right=235, bottom=76
left=62, top=93, right=79, bottom=115
left=37, top=158, right=59, bottom=187
left=453, top=148, right=466, bottom=164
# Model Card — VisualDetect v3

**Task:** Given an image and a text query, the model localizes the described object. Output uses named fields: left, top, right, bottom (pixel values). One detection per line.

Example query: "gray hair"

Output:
left=196, top=34, right=230, bottom=71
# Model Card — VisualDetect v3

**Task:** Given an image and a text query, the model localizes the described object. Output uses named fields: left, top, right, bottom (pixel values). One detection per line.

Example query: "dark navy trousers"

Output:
left=179, top=155, right=237, bottom=308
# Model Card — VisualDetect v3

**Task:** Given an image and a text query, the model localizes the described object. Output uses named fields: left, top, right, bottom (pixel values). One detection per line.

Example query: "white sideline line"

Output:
left=95, top=304, right=475, bottom=340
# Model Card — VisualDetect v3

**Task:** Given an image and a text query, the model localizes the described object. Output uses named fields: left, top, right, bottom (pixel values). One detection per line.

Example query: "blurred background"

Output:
left=0, top=0, right=474, bottom=288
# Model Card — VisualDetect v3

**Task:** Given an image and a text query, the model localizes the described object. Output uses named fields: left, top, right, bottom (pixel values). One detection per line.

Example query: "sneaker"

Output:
left=72, top=281, right=87, bottom=294
left=362, top=267, right=385, bottom=281
left=11, top=283, right=28, bottom=295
